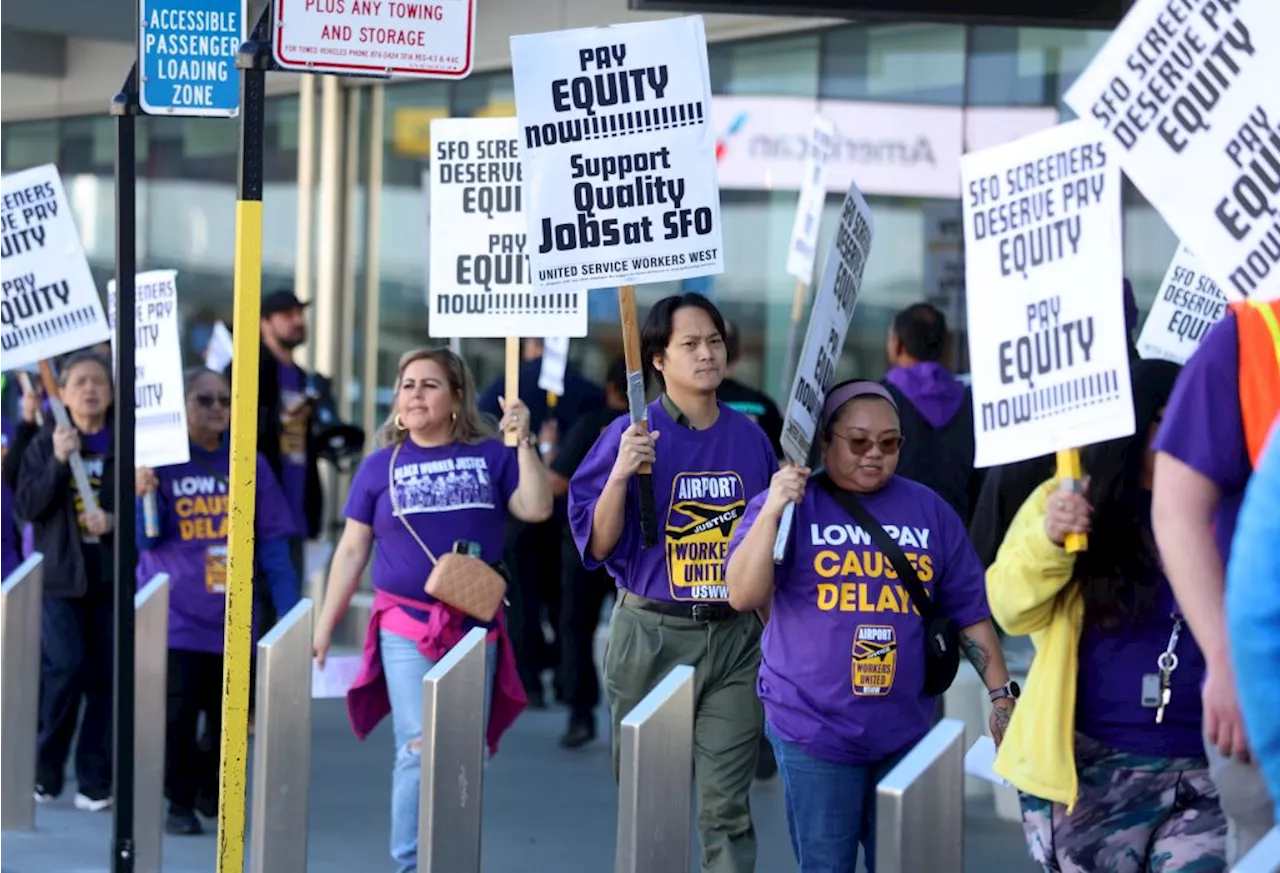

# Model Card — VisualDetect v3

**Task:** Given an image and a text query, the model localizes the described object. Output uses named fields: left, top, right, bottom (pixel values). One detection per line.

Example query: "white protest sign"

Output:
left=1064, top=0, right=1280, bottom=302
left=1, top=164, right=110, bottom=371
left=538, top=336, right=569, bottom=396
left=510, top=16, right=724, bottom=289
left=963, top=120, right=1133, bottom=468
left=1137, top=246, right=1232, bottom=365
left=780, top=182, right=876, bottom=466
left=428, top=117, right=588, bottom=338
left=785, top=115, right=837, bottom=285
left=204, top=321, right=234, bottom=372
left=273, top=0, right=476, bottom=80
left=107, top=270, right=191, bottom=469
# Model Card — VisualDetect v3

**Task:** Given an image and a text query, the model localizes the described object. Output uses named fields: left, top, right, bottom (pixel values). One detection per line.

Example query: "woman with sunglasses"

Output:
left=726, top=379, right=1012, bottom=873
left=134, top=367, right=300, bottom=836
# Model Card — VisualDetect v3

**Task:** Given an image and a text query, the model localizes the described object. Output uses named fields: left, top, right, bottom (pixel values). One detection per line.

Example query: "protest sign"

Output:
left=538, top=336, right=569, bottom=396
left=428, top=117, right=587, bottom=338
left=1064, top=0, right=1280, bottom=302
left=509, top=16, right=724, bottom=289
left=108, top=270, right=191, bottom=469
left=205, top=320, right=234, bottom=372
left=962, top=119, right=1133, bottom=468
left=779, top=181, right=876, bottom=467
left=786, top=115, right=837, bottom=285
left=1, top=164, right=110, bottom=371
left=1137, top=245, right=1232, bottom=365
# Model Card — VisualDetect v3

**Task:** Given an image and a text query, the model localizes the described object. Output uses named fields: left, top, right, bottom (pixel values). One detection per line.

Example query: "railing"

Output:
left=1, top=554, right=44, bottom=832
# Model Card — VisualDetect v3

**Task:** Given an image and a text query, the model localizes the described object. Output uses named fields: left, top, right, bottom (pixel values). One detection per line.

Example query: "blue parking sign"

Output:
left=139, top=0, right=245, bottom=117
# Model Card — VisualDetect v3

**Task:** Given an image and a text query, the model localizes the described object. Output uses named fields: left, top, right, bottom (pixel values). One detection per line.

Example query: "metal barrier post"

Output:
left=876, top=717, right=966, bottom=873
left=417, top=626, right=489, bottom=873
left=1235, top=826, right=1280, bottom=873
left=1, top=554, right=44, bottom=831
left=250, top=599, right=314, bottom=873
left=134, top=573, right=170, bottom=873
left=615, top=664, right=696, bottom=873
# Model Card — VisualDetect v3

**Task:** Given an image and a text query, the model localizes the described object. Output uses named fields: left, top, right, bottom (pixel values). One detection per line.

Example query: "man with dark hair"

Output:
left=546, top=357, right=627, bottom=748
left=882, top=302, right=981, bottom=522
left=717, top=320, right=784, bottom=458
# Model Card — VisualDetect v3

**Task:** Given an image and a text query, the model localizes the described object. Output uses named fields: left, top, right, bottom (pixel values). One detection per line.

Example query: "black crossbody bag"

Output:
left=813, top=472, right=961, bottom=697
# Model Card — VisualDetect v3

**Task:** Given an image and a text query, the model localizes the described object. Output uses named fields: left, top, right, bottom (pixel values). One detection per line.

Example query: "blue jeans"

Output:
left=767, top=723, right=904, bottom=873
left=380, top=629, right=498, bottom=873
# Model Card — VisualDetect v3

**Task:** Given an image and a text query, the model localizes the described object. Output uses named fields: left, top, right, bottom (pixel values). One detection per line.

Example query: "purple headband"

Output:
left=820, top=380, right=898, bottom=433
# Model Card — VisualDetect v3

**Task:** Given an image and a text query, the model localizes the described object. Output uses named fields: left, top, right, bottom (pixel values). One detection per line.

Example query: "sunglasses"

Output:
left=831, top=432, right=904, bottom=456
left=194, top=393, right=232, bottom=409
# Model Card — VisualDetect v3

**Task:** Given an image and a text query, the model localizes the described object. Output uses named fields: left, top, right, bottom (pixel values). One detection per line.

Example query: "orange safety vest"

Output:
left=1234, top=299, right=1280, bottom=468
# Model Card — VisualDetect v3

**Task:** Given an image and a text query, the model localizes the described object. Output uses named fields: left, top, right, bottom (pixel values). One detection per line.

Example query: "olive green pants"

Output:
left=604, top=592, right=764, bottom=873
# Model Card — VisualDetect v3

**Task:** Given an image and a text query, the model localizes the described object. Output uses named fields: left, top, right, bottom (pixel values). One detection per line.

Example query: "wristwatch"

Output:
left=989, top=680, right=1021, bottom=703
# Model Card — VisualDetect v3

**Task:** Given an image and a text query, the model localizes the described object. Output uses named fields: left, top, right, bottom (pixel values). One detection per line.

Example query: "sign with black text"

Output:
left=786, top=114, right=837, bottom=285
left=428, top=117, right=587, bottom=337
left=107, top=270, right=191, bottom=469
left=538, top=336, right=570, bottom=396
left=1137, top=245, right=1232, bottom=365
left=779, top=181, right=875, bottom=466
left=962, top=120, right=1133, bottom=468
left=0, top=164, right=110, bottom=371
left=1064, top=0, right=1280, bottom=302
left=509, top=16, right=724, bottom=288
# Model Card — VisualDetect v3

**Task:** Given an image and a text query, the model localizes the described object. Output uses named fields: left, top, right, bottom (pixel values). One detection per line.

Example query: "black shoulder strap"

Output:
left=187, top=453, right=230, bottom=489
left=813, top=472, right=937, bottom=621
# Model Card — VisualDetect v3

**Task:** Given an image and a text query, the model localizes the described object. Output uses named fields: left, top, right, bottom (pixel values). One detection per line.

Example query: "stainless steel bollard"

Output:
left=134, top=573, right=170, bottom=873
left=250, top=599, right=314, bottom=873
left=1, top=554, right=44, bottom=831
left=1235, top=826, right=1280, bottom=873
left=876, top=717, right=966, bottom=873
left=417, top=626, right=489, bottom=873
left=615, top=664, right=696, bottom=873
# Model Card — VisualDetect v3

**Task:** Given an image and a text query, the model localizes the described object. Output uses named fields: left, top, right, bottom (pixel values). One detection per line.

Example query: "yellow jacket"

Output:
left=985, top=480, right=1084, bottom=812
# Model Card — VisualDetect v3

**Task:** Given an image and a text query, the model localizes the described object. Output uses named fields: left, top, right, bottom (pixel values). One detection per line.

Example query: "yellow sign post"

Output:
left=1056, top=448, right=1088, bottom=554
left=216, top=11, right=270, bottom=872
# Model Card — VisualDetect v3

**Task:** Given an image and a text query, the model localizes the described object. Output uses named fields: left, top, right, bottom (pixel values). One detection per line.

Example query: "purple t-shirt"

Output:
left=137, top=445, right=295, bottom=653
left=728, top=475, right=990, bottom=765
left=343, top=438, right=519, bottom=603
left=277, top=362, right=310, bottom=538
left=1151, top=314, right=1250, bottom=561
left=1076, top=567, right=1206, bottom=757
left=568, top=400, right=777, bottom=603
left=75, top=427, right=113, bottom=547
left=1, top=418, right=18, bottom=579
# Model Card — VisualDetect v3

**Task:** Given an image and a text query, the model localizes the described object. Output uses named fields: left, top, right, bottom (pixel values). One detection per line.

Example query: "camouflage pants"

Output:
left=1019, top=733, right=1227, bottom=872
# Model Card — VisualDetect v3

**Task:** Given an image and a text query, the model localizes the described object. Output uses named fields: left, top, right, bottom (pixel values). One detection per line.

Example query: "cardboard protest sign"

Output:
left=962, top=120, right=1133, bottom=468
left=1, top=164, right=110, bottom=370
left=107, top=270, right=191, bottom=469
left=779, top=181, right=876, bottom=467
left=1064, top=0, right=1280, bottom=302
left=1137, top=245, right=1232, bottom=365
left=786, top=115, right=837, bottom=285
left=428, top=117, right=587, bottom=338
left=510, top=16, right=724, bottom=289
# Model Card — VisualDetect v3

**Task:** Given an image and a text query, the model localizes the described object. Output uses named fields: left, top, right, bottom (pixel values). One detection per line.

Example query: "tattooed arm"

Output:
left=960, top=618, right=1016, bottom=746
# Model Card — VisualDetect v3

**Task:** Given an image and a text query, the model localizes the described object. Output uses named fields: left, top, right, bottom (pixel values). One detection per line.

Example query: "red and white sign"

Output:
left=273, top=0, right=475, bottom=79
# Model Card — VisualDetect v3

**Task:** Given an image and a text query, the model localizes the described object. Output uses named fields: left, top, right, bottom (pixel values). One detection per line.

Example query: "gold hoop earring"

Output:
left=394, top=413, right=408, bottom=431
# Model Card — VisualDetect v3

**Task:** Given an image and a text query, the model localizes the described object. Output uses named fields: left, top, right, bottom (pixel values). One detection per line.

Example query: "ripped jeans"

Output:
left=380, top=628, right=497, bottom=873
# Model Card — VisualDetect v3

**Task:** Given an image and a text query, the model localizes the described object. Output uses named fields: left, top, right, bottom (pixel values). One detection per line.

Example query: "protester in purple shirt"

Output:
left=568, top=293, right=776, bottom=873
left=313, top=347, right=548, bottom=873
left=726, top=380, right=1010, bottom=873
left=135, top=367, right=300, bottom=836
left=1151, top=310, right=1277, bottom=861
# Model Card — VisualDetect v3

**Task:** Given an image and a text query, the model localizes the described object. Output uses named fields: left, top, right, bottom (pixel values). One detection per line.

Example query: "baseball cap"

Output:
left=262, top=289, right=311, bottom=317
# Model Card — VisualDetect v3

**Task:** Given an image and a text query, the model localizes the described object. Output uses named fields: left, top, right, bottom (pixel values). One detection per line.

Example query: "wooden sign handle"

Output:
left=504, top=336, right=520, bottom=447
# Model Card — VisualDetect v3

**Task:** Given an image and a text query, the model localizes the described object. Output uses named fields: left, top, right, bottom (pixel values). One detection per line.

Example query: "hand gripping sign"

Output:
left=774, top=181, right=876, bottom=565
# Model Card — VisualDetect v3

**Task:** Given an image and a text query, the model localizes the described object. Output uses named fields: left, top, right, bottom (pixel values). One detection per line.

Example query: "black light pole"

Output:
left=109, top=64, right=139, bottom=873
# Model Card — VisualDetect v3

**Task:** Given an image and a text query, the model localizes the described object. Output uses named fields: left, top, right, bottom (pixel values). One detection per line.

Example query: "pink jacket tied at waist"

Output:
left=346, top=590, right=527, bottom=756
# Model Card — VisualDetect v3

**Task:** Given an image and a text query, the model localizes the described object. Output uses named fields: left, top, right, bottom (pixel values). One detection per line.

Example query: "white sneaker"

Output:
left=33, top=788, right=56, bottom=804
left=74, top=792, right=113, bottom=812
